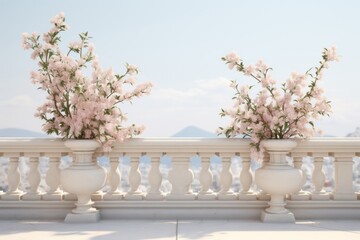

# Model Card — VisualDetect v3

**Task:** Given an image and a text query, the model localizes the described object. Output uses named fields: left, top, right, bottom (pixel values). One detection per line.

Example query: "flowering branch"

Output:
left=23, top=12, right=153, bottom=151
left=219, top=47, right=338, bottom=160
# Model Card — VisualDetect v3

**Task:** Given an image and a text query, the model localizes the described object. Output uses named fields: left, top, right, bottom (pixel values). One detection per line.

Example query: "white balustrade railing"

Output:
left=0, top=137, right=359, bottom=220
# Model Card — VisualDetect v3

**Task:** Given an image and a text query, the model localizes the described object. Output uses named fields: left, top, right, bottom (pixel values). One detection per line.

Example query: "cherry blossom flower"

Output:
left=324, top=46, right=339, bottom=61
left=222, top=52, right=241, bottom=70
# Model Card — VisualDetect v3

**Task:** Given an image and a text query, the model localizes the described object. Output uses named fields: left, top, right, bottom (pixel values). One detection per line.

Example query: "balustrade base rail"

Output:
left=0, top=200, right=359, bottom=221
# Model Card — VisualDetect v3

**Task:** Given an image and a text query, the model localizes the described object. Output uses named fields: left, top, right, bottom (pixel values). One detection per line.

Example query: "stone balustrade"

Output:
left=0, top=137, right=359, bottom=220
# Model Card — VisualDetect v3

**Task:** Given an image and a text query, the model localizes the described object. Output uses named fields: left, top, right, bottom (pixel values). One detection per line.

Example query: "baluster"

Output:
left=104, top=156, right=123, bottom=200
left=167, top=154, right=195, bottom=200
left=333, top=153, right=357, bottom=200
left=218, top=155, right=237, bottom=200
left=124, top=155, right=143, bottom=200
left=146, top=155, right=165, bottom=200
left=239, top=154, right=256, bottom=200
left=290, top=154, right=310, bottom=200
left=23, top=156, right=42, bottom=200
left=3, top=156, right=23, bottom=200
left=198, top=154, right=216, bottom=200
left=257, top=152, right=271, bottom=201
left=311, top=153, right=330, bottom=200
left=43, top=155, right=63, bottom=200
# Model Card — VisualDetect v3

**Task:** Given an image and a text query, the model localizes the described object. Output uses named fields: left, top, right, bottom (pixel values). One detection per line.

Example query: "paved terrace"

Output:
left=1, top=219, right=360, bottom=240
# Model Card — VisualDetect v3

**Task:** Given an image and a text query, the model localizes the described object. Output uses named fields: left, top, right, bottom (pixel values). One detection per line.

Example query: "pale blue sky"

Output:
left=1, top=0, right=359, bottom=136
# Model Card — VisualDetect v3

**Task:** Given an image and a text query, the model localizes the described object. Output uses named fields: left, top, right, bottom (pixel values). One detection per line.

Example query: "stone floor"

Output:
left=0, top=219, right=360, bottom=240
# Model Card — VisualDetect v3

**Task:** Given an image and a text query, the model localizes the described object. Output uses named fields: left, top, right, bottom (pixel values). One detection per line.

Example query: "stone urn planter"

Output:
left=255, top=139, right=302, bottom=223
left=61, top=139, right=107, bottom=223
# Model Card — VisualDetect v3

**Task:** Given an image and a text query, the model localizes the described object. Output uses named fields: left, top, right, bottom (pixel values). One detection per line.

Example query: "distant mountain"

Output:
left=346, top=127, right=360, bottom=137
left=0, top=128, right=47, bottom=137
left=172, top=125, right=218, bottom=137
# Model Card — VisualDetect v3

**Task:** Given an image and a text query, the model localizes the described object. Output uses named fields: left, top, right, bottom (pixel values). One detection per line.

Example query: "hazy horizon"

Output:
left=0, top=126, right=358, bottom=138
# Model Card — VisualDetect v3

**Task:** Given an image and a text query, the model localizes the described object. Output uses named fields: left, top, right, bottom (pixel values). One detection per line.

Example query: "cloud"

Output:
left=0, top=95, right=36, bottom=108
left=153, top=87, right=207, bottom=100
left=151, top=77, right=231, bottom=101
left=196, top=77, right=230, bottom=90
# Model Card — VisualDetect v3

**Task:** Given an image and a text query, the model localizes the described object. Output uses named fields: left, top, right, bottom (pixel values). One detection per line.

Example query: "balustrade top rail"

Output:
left=0, top=137, right=360, bottom=157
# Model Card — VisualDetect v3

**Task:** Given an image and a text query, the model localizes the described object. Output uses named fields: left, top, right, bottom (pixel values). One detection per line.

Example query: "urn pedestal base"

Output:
left=261, top=210, right=295, bottom=223
left=65, top=211, right=100, bottom=223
